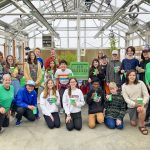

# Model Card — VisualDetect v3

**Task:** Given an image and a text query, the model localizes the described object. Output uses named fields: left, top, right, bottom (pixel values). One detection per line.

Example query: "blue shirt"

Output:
left=37, top=57, right=44, bottom=68
left=14, top=86, right=37, bottom=108
left=121, top=58, right=139, bottom=71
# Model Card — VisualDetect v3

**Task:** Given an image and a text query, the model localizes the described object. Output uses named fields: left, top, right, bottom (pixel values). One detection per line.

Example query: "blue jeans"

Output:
left=105, top=117, right=124, bottom=129
left=11, top=79, right=21, bottom=96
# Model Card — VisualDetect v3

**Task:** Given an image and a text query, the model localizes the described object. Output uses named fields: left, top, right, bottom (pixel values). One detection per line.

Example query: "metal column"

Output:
left=145, top=31, right=150, bottom=45
left=77, top=0, right=81, bottom=62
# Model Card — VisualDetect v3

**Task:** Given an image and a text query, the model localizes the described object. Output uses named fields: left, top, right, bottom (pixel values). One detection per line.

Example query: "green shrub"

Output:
left=59, top=51, right=77, bottom=65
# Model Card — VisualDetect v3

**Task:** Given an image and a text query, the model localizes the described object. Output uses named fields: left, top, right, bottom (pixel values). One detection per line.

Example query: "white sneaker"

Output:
left=0, top=127, right=5, bottom=134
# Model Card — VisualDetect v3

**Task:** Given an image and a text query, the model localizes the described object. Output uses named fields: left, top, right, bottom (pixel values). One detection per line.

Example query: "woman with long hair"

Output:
left=24, top=51, right=42, bottom=94
left=40, top=79, right=60, bottom=129
left=89, top=58, right=105, bottom=89
left=122, top=70, right=149, bottom=135
left=63, top=78, right=85, bottom=131
left=44, top=60, right=57, bottom=82
left=4, top=55, right=23, bottom=96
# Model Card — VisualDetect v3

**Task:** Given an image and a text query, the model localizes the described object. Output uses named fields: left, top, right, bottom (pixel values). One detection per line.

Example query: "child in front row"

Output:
left=40, top=79, right=60, bottom=129
left=86, top=78, right=105, bottom=129
left=105, top=82, right=126, bottom=129
left=63, top=78, right=85, bottom=131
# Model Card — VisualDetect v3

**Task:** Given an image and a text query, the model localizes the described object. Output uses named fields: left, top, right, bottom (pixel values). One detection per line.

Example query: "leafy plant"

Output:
left=110, top=37, right=118, bottom=51
left=59, top=51, right=77, bottom=65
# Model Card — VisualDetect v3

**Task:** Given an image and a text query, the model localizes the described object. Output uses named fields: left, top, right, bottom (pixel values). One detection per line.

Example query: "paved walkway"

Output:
left=0, top=106, right=150, bottom=150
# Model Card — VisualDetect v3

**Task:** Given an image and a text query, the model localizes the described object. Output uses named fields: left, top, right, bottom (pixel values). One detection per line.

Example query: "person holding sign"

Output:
left=105, top=82, right=126, bottom=129
left=86, top=78, right=105, bottom=129
left=40, top=79, right=60, bottom=129
left=14, top=80, right=38, bottom=126
left=122, top=70, right=149, bottom=135
left=63, top=78, right=85, bottom=131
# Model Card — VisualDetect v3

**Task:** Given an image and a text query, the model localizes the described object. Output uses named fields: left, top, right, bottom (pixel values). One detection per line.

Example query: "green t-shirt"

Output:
left=145, top=62, right=150, bottom=85
left=0, top=84, right=14, bottom=112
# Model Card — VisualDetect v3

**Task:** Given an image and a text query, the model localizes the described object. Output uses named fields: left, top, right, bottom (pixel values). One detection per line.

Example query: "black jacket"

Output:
left=86, top=88, right=105, bottom=114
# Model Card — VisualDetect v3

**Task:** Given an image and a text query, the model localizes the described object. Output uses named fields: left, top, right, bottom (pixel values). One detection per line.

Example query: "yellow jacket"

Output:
left=24, top=62, right=42, bottom=88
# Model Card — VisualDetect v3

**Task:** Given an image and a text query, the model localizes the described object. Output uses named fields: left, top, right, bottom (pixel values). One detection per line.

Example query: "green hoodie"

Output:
left=145, top=62, right=150, bottom=85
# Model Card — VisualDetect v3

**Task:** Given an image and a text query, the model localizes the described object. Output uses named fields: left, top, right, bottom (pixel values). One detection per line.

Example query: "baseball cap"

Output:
left=26, top=80, right=35, bottom=86
left=142, top=47, right=150, bottom=52
left=112, top=50, right=118, bottom=55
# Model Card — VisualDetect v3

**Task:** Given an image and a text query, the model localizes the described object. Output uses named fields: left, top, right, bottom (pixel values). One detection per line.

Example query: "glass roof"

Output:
left=0, top=0, right=149, bottom=49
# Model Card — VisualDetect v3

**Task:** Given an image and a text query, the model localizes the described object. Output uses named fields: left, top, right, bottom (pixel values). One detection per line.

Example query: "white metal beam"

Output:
left=22, top=0, right=59, bottom=38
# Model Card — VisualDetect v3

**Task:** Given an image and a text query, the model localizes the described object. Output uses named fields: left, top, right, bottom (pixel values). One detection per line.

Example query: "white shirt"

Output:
left=55, top=68, right=73, bottom=85
left=63, top=88, right=85, bottom=115
left=40, top=90, right=60, bottom=116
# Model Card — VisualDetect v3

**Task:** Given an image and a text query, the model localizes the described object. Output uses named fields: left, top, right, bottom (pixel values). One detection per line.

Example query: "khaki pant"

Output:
left=88, top=113, right=104, bottom=129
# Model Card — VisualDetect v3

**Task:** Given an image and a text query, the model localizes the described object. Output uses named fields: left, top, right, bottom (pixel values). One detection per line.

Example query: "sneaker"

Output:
left=0, top=127, right=5, bottom=134
left=16, top=120, right=22, bottom=127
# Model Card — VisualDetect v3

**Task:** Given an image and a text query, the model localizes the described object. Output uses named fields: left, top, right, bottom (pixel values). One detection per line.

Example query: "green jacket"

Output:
left=145, top=62, right=150, bottom=85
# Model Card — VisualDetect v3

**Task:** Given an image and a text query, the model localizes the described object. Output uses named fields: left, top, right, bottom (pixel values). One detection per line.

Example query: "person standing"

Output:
left=4, top=55, right=23, bottom=96
left=44, top=60, right=57, bottom=82
left=24, top=51, right=42, bottom=95
left=88, top=58, right=105, bottom=90
left=0, top=74, right=14, bottom=133
left=34, top=47, right=44, bottom=68
left=44, top=49, right=59, bottom=70
left=106, top=50, right=121, bottom=87
left=0, top=52, right=6, bottom=84
left=138, top=47, right=150, bottom=123
left=55, top=60, right=73, bottom=112
left=121, top=46, right=139, bottom=83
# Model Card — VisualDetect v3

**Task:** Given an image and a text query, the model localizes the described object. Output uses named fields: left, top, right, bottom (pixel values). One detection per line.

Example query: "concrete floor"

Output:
left=0, top=106, right=150, bottom=150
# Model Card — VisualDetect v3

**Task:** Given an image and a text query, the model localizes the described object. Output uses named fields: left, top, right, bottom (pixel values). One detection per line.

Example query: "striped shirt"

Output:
left=55, top=68, right=73, bottom=85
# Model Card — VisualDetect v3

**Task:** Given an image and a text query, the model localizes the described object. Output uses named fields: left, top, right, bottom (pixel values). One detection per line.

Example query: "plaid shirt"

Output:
left=105, top=93, right=127, bottom=120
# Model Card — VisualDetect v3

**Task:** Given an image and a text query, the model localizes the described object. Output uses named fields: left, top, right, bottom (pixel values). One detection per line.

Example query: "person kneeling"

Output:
left=63, top=78, right=85, bottom=131
left=14, top=80, right=38, bottom=126
left=40, top=79, right=61, bottom=129
left=105, top=82, right=126, bottom=129
left=86, top=78, right=105, bottom=129
left=0, top=74, right=14, bottom=133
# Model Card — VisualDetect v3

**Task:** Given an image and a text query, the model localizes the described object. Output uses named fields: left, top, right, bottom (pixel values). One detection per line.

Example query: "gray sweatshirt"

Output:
left=106, top=60, right=121, bottom=86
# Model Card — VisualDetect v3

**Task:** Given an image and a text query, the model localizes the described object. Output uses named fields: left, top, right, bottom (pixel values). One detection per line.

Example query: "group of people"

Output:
left=0, top=46, right=150, bottom=136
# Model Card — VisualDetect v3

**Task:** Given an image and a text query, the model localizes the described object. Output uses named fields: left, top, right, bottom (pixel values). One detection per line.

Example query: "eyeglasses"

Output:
left=70, top=81, right=76, bottom=83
